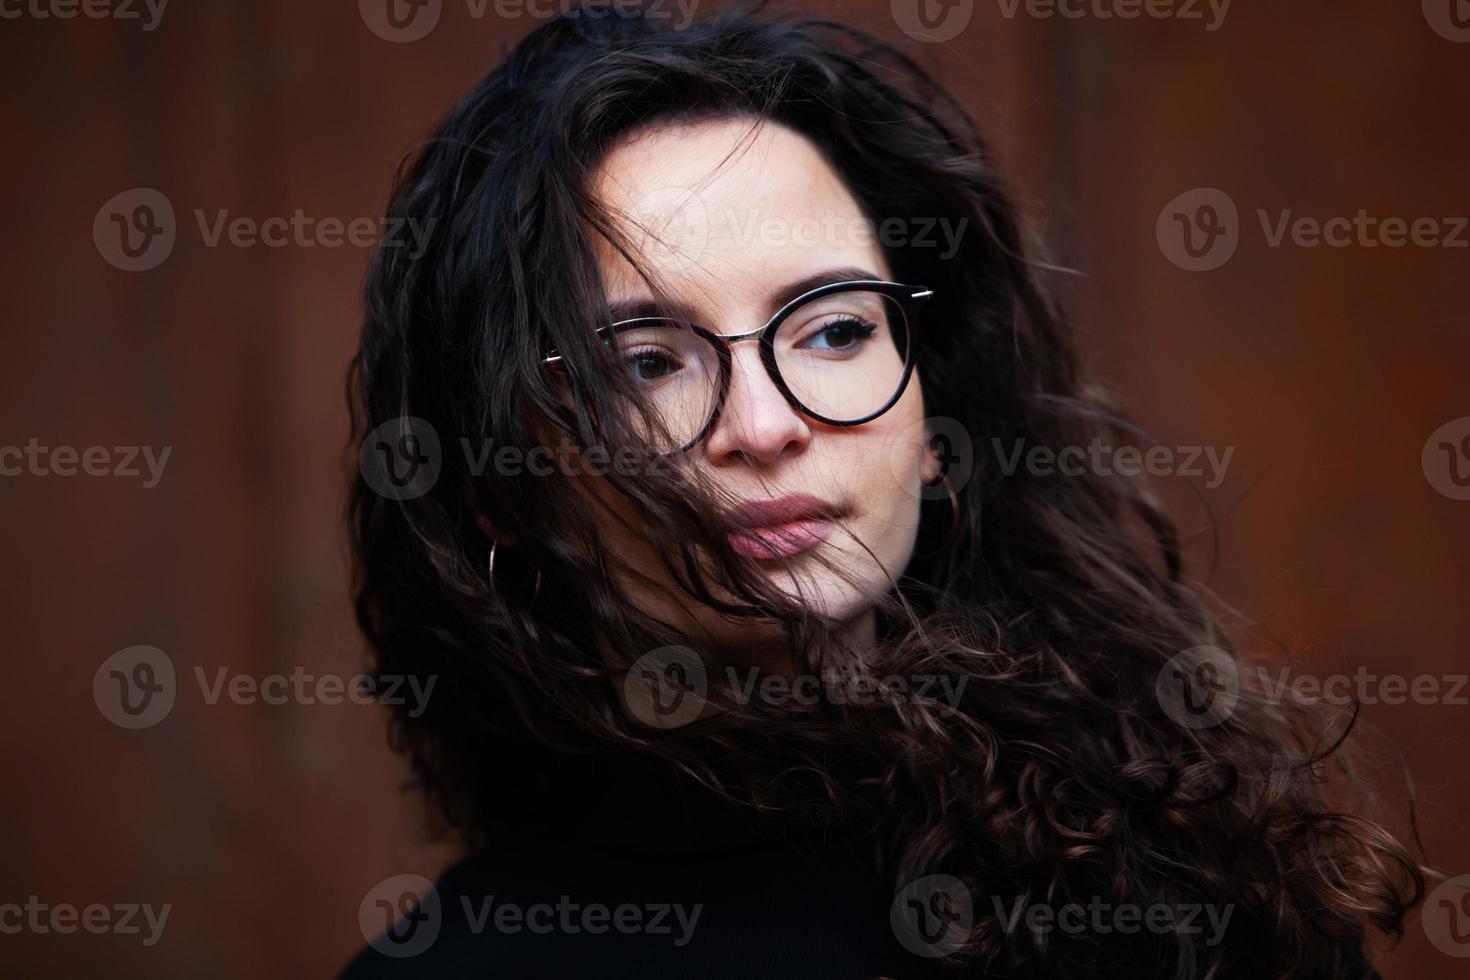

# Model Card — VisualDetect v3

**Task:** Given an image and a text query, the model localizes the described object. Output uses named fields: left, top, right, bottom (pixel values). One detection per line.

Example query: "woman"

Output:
left=343, top=3, right=1427, bottom=976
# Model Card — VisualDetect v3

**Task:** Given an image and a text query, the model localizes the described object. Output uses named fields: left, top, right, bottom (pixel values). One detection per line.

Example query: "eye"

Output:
left=795, top=315, right=878, bottom=352
left=622, top=346, right=681, bottom=382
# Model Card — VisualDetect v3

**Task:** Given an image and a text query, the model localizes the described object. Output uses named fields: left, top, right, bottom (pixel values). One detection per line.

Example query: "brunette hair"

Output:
left=347, top=3, right=1427, bottom=975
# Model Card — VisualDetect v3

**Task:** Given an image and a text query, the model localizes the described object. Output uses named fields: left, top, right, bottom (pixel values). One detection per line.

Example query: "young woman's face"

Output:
left=587, top=117, right=940, bottom=655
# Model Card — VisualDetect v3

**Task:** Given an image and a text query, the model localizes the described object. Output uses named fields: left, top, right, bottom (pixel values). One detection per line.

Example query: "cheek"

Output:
left=843, top=382, right=931, bottom=539
left=885, top=374, right=933, bottom=484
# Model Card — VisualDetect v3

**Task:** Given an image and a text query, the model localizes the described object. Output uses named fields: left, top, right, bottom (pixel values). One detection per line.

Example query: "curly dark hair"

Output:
left=346, top=3, right=1428, bottom=976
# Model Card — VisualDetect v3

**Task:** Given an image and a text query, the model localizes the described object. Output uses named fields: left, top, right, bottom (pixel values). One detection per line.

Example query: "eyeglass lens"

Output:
left=605, top=289, right=911, bottom=452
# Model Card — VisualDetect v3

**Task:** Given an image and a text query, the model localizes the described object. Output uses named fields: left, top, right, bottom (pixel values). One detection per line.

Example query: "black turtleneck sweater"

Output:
left=338, top=756, right=1384, bottom=980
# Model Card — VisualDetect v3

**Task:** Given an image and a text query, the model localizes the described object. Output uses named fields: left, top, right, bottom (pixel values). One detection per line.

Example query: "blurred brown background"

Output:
left=2, top=0, right=1467, bottom=976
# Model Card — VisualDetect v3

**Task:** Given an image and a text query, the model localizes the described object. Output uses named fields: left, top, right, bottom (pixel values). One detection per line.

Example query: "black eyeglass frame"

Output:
left=543, top=279, right=935, bottom=454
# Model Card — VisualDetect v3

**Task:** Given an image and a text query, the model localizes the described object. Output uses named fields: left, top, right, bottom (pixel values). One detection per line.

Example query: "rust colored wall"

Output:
left=0, top=1, right=1464, bottom=976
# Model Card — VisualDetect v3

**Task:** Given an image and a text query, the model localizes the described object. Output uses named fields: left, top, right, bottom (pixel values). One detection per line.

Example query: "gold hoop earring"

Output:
left=487, top=540, right=542, bottom=604
left=934, top=470, right=961, bottom=546
left=922, top=446, right=963, bottom=550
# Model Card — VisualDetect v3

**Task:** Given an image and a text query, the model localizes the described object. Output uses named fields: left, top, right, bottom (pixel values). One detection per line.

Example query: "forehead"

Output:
left=588, top=116, right=890, bottom=316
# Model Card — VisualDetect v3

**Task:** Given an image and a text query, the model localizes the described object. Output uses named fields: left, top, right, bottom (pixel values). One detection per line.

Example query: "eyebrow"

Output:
left=605, top=265, right=885, bottom=325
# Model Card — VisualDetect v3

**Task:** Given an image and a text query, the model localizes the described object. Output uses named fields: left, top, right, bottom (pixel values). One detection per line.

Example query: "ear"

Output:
left=477, top=513, right=522, bottom=548
left=920, top=430, right=943, bottom=486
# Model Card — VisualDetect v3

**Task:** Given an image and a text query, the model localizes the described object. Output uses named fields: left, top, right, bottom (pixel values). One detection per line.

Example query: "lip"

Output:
left=723, top=493, right=842, bottom=561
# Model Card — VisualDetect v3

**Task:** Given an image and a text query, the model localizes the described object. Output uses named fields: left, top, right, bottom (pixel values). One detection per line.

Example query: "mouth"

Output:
left=722, top=493, right=844, bottom=562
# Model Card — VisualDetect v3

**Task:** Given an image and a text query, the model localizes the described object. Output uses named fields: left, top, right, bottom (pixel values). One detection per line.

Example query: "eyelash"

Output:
left=610, top=313, right=878, bottom=376
left=796, top=315, right=878, bottom=349
left=620, top=345, right=681, bottom=380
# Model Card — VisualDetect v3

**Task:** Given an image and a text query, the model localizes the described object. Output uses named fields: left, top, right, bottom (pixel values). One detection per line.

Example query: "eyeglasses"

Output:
left=544, top=279, right=934, bottom=453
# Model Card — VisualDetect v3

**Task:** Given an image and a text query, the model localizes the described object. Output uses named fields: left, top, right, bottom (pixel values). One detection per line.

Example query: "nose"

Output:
left=702, top=340, right=811, bottom=467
